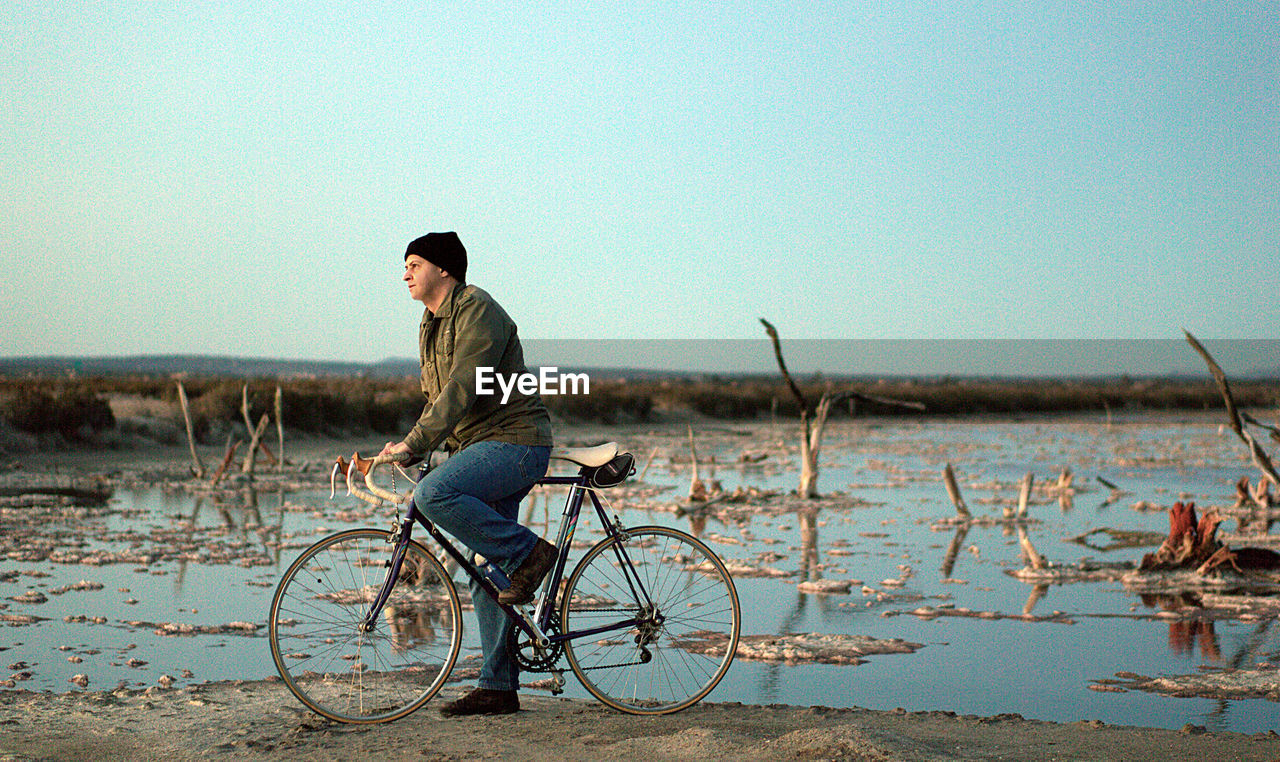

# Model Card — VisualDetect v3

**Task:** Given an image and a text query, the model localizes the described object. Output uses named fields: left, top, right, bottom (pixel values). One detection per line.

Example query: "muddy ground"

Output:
left=3, top=678, right=1280, bottom=762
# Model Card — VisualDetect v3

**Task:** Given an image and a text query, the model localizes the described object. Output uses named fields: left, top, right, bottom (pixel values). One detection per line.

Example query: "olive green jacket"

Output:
left=402, top=282, right=553, bottom=456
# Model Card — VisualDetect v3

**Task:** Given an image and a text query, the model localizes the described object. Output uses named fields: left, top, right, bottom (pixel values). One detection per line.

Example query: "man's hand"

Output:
left=379, top=441, right=413, bottom=459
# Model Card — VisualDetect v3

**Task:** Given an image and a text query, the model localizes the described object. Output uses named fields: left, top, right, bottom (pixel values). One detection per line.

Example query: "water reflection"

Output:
left=687, top=511, right=707, bottom=539
left=171, top=487, right=286, bottom=595
left=940, top=525, right=969, bottom=578
left=1168, top=619, right=1222, bottom=661
left=798, top=507, right=820, bottom=582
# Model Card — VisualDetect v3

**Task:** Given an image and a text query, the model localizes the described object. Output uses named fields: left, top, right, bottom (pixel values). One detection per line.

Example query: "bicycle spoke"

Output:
left=269, top=529, right=462, bottom=723
left=562, top=526, right=739, bottom=714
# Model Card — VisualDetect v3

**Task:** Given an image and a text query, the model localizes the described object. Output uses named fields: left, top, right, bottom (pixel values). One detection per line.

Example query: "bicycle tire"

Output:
left=269, top=528, right=462, bottom=723
left=561, top=526, right=740, bottom=714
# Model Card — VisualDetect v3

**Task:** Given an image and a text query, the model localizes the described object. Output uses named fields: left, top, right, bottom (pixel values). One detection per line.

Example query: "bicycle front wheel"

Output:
left=269, top=528, right=462, bottom=723
left=561, top=526, right=740, bottom=714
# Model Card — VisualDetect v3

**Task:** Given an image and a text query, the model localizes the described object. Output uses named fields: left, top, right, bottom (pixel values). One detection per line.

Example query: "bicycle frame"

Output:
left=358, top=471, right=654, bottom=656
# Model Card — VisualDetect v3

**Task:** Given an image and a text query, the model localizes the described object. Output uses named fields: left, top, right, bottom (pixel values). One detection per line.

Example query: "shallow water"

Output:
left=4, top=416, right=1280, bottom=732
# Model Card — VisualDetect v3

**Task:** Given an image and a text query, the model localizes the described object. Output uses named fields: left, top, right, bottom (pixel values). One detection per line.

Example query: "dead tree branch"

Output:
left=760, top=318, right=924, bottom=498
left=176, top=381, right=205, bottom=479
left=241, top=414, right=270, bottom=475
left=1184, top=330, right=1280, bottom=487
left=760, top=318, right=809, bottom=415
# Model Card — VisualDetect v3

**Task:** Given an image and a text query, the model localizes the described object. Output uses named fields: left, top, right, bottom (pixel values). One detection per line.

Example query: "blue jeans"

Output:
left=413, top=441, right=550, bottom=692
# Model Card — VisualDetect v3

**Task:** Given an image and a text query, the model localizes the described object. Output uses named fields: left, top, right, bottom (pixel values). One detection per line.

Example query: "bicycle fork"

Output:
left=358, top=516, right=416, bottom=633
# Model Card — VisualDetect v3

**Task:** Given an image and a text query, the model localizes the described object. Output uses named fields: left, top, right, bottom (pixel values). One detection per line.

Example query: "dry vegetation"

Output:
left=0, top=373, right=1276, bottom=452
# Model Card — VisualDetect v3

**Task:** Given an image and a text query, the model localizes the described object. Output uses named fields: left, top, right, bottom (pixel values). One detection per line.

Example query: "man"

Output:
left=380, top=231, right=556, bottom=717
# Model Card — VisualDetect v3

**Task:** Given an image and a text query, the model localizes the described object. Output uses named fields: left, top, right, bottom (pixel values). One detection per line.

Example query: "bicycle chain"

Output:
left=508, top=610, right=659, bottom=673
left=573, top=651, right=653, bottom=671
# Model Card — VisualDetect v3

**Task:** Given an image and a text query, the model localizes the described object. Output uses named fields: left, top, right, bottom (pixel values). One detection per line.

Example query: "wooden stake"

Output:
left=1017, top=472, right=1034, bottom=518
left=943, top=463, right=971, bottom=518
left=176, top=381, right=205, bottom=479
left=274, top=385, right=284, bottom=473
left=1018, top=525, right=1047, bottom=570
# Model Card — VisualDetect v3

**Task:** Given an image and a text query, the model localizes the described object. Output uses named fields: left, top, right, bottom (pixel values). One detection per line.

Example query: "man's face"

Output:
left=403, top=254, right=444, bottom=302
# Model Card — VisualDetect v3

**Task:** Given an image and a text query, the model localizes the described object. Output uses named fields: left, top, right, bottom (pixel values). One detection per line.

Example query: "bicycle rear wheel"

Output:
left=561, top=526, right=740, bottom=714
left=269, top=528, right=462, bottom=723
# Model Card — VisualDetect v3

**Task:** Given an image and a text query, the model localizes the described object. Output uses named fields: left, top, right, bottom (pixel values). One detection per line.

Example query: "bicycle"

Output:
left=268, top=442, right=740, bottom=723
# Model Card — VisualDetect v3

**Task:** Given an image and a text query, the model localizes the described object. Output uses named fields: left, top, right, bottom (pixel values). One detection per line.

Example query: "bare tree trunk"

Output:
left=760, top=318, right=816, bottom=497
left=800, top=392, right=840, bottom=499
left=241, top=383, right=254, bottom=434
left=687, top=423, right=707, bottom=501
left=239, top=384, right=278, bottom=472
left=761, top=318, right=924, bottom=499
left=176, top=381, right=205, bottom=479
left=798, top=410, right=819, bottom=499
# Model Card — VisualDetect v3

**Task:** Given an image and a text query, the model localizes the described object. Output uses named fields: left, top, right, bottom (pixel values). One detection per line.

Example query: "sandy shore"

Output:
left=3, top=678, right=1279, bottom=762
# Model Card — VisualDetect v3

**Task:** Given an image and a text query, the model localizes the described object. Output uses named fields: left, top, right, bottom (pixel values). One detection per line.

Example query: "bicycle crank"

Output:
left=508, top=612, right=563, bottom=672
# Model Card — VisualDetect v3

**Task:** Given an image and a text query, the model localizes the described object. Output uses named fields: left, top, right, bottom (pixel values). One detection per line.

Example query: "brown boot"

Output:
left=498, top=538, right=557, bottom=605
left=439, top=687, right=519, bottom=717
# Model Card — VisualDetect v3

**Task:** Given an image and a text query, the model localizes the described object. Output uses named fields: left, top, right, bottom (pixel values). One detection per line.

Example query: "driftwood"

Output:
left=238, top=385, right=279, bottom=473
left=933, top=468, right=1041, bottom=529
left=1018, top=525, right=1047, bottom=570
left=1235, top=475, right=1274, bottom=510
left=1139, top=501, right=1280, bottom=574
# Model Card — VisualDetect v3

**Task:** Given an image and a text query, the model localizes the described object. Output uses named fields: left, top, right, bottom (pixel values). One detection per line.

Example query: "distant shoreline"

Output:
left=0, top=367, right=1273, bottom=456
left=3, top=338, right=1279, bottom=380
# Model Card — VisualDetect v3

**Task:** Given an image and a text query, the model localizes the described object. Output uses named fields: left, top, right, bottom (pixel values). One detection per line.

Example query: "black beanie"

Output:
left=405, top=232, right=467, bottom=283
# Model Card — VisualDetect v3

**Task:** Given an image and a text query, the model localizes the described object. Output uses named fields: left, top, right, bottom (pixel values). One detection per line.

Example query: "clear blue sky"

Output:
left=4, top=2, right=1277, bottom=365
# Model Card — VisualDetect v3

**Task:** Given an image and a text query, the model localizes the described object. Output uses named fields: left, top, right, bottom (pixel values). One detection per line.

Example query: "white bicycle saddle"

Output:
left=549, top=442, right=619, bottom=467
